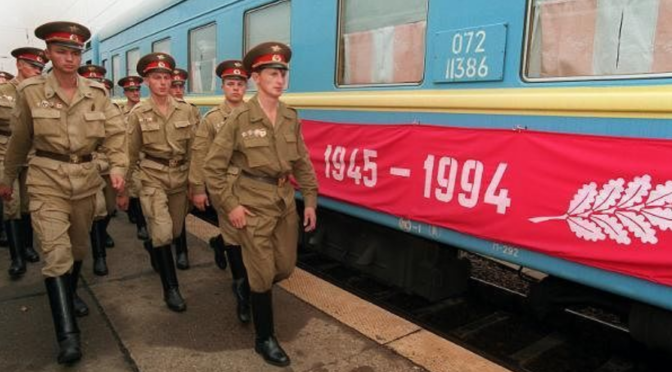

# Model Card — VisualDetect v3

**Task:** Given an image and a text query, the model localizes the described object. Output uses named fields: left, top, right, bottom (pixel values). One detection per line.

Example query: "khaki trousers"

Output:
left=140, top=186, right=189, bottom=247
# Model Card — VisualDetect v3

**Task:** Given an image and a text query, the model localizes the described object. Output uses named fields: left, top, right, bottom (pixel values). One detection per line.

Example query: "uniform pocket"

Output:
left=31, top=108, right=61, bottom=137
left=0, top=100, right=13, bottom=122
left=243, top=137, right=271, bottom=168
left=140, top=121, right=161, bottom=144
left=84, top=112, right=106, bottom=138
left=283, top=133, right=299, bottom=161
left=173, top=120, right=193, bottom=140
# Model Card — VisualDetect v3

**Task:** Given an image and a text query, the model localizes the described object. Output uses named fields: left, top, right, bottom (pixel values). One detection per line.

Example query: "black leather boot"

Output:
left=70, top=261, right=89, bottom=317
left=89, top=220, right=108, bottom=276
left=0, top=206, right=7, bottom=247
left=209, top=235, right=228, bottom=270
left=21, top=214, right=39, bottom=262
left=227, top=245, right=250, bottom=323
left=5, top=219, right=26, bottom=279
left=102, top=215, right=115, bottom=248
left=133, top=199, right=149, bottom=241
left=174, top=225, right=189, bottom=270
left=252, top=290, right=290, bottom=367
left=143, top=240, right=159, bottom=273
left=45, top=274, right=82, bottom=364
left=127, top=197, right=138, bottom=224
left=156, top=245, right=186, bottom=312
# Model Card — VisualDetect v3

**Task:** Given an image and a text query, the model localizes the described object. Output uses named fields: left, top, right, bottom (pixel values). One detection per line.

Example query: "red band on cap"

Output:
left=143, top=61, right=172, bottom=73
left=221, top=68, right=248, bottom=78
left=81, top=71, right=103, bottom=79
left=17, top=54, right=45, bottom=65
left=45, top=32, right=83, bottom=45
left=123, top=81, right=139, bottom=88
left=252, top=53, right=287, bottom=69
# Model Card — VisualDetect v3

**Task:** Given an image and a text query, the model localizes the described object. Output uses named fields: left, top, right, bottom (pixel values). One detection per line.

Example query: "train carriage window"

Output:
left=126, top=48, right=140, bottom=78
left=337, top=0, right=428, bottom=86
left=525, top=0, right=672, bottom=80
left=189, top=23, right=217, bottom=93
left=244, top=1, right=291, bottom=91
left=153, top=38, right=171, bottom=54
left=111, top=55, right=121, bottom=96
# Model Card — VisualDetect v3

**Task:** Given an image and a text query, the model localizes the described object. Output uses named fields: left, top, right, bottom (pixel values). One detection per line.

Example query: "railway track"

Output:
left=296, top=246, right=670, bottom=372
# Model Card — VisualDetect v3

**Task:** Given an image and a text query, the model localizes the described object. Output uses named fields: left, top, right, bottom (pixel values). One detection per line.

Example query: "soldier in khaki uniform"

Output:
left=118, top=76, right=149, bottom=241
left=0, top=72, right=15, bottom=246
left=118, top=53, right=198, bottom=312
left=190, top=59, right=251, bottom=323
left=77, top=65, right=116, bottom=276
left=204, top=42, right=318, bottom=367
left=0, top=47, right=46, bottom=279
left=0, top=22, right=127, bottom=364
left=0, top=71, right=13, bottom=84
left=168, top=67, right=198, bottom=270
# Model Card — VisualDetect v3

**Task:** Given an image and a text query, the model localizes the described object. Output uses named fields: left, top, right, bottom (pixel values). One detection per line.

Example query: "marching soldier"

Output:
left=77, top=65, right=116, bottom=276
left=0, top=22, right=127, bottom=364
left=203, top=42, right=318, bottom=367
left=190, top=59, right=251, bottom=323
left=0, top=47, right=46, bottom=278
left=118, top=76, right=149, bottom=241
left=168, top=67, right=197, bottom=270
left=118, top=52, right=198, bottom=312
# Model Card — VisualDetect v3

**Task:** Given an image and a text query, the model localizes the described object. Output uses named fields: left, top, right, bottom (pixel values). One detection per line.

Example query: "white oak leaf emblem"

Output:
left=530, top=176, right=672, bottom=245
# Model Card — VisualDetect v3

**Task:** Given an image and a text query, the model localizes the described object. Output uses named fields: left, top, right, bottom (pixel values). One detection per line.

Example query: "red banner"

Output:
left=301, top=120, right=672, bottom=287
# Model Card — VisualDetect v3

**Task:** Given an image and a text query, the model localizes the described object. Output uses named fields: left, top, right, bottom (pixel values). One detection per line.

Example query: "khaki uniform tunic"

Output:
left=123, top=103, right=143, bottom=199
left=92, top=101, right=124, bottom=218
left=203, top=95, right=318, bottom=292
left=126, top=96, right=198, bottom=246
left=0, top=79, right=29, bottom=219
left=189, top=101, right=239, bottom=245
left=1, top=73, right=128, bottom=277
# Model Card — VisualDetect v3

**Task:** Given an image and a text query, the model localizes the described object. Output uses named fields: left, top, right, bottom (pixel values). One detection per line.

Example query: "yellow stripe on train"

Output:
left=184, top=85, right=672, bottom=119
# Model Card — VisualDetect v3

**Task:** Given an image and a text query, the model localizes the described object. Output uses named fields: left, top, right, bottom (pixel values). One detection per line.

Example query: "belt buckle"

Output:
left=69, top=154, right=81, bottom=164
left=278, top=176, right=287, bottom=187
left=169, top=158, right=179, bottom=167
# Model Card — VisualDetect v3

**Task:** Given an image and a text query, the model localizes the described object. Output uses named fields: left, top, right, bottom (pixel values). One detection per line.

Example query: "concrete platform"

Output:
left=0, top=213, right=510, bottom=372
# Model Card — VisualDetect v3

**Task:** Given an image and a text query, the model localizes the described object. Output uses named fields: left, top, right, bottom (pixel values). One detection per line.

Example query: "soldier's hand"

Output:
left=304, top=207, right=317, bottom=232
left=0, top=184, right=12, bottom=201
left=117, top=195, right=130, bottom=211
left=229, top=205, right=255, bottom=229
left=110, top=174, right=126, bottom=193
left=192, top=193, right=209, bottom=211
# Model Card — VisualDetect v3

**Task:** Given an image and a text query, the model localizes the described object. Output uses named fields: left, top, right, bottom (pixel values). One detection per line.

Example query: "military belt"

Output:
left=241, top=170, right=288, bottom=187
left=0, top=129, right=11, bottom=137
left=145, top=154, right=186, bottom=167
left=35, top=150, right=93, bottom=164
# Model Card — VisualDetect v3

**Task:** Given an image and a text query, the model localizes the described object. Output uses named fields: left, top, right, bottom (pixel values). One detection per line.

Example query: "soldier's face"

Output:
left=16, top=60, right=42, bottom=80
left=170, top=83, right=185, bottom=98
left=253, top=68, right=287, bottom=99
left=124, top=89, right=140, bottom=103
left=222, top=77, right=247, bottom=104
left=45, top=45, right=81, bottom=75
left=145, top=72, right=171, bottom=97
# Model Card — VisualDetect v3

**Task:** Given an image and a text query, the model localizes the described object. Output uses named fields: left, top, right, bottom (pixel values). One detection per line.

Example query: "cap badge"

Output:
left=69, top=25, right=79, bottom=33
left=157, top=55, right=166, bottom=60
left=272, top=54, right=281, bottom=62
left=233, top=69, right=241, bottom=75
left=271, top=45, right=282, bottom=52
left=158, top=62, right=166, bottom=68
left=234, top=62, right=242, bottom=67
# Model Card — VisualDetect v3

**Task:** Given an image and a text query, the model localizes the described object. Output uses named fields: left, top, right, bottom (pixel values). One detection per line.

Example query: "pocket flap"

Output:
left=174, top=120, right=191, bottom=128
left=84, top=112, right=106, bottom=121
left=140, top=121, right=160, bottom=131
left=32, top=108, right=61, bottom=119
left=283, top=133, right=297, bottom=142
left=243, top=137, right=269, bottom=148
left=0, top=100, right=13, bottom=108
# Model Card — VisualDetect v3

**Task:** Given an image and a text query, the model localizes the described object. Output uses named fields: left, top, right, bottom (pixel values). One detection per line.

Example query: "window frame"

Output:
left=111, top=54, right=121, bottom=97
left=188, top=22, right=218, bottom=94
left=521, top=0, right=672, bottom=83
left=152, top=37, right=171, bottom=54
left=125, top=47, right=140, bottom=78
left=334, top=0, right=428, bottom=88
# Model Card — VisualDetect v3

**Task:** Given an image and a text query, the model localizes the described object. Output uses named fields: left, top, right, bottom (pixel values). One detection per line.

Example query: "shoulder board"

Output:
left=87, top=79, right=107, bottom=93
left=203, top=106, right=221, bottom=119
left=16, top=75, right=45, bottom=92
left=230, top=105, right=250, bottom=119
left=132, top=102, right=152, bottom=114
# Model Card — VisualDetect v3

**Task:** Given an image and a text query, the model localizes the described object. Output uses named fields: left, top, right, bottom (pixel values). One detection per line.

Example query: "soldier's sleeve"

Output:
left=124, top=111, right=142, bottom=194
left=2, top=91, right=32, bottom=187
left=292, top=120, right=318, bottom=209
left=100, top=98, right=128, bottom=177
left=203, top=115, right=238, bottom=214
left=188, top=115, right=214, bottom=195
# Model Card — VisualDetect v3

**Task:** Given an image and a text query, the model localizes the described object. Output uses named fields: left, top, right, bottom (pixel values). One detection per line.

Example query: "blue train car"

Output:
left=92, top=0, right=672, bottom=351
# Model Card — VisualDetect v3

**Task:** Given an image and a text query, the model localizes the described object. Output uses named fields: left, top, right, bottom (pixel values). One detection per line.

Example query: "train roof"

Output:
left=97, top=0, right=184, bottom=41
